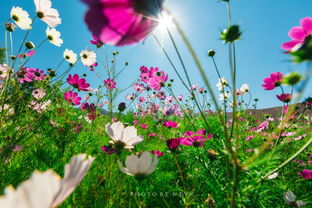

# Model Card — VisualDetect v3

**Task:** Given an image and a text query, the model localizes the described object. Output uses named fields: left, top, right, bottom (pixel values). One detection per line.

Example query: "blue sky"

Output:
left=1, top=0, right=312, bottom=109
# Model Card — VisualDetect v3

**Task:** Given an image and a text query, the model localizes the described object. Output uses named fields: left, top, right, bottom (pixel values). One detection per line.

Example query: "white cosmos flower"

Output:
left=10, top=7, right=32, bottom=30
left=240, top=84, right=249, bottom=94
left=32, top=88, right=46, bottom=100
left=63, top=49, right=78, bottom=64
left=105, top=121, right=144, bottom=149
left=80, top=50, right=96, bottom=67
left=216, top=77, right=228, bottom=91
left=219, top=91, right=231, bottom=101
left=118, top=151, right=158, bottom=176
left=0, top=154, right=94, bottom=208
left=34, top=0, right=61, bottom=28
left=46, top=27, right=63, bottom=47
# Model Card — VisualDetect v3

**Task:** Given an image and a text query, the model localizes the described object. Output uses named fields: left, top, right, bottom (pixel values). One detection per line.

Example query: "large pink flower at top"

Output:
left=82, top=0, right=164, bottom=46
left=282, top=17, right=312, bottom=52
left=262, top=72, right=284, bottom=90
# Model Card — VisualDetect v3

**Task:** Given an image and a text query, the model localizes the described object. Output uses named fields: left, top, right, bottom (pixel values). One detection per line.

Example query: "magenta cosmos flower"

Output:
left=151, top=150, right=164, bottom=157
left=180, top=129, right=212, bottom=147
left=30, top=68, right=46, bottom=81
left=276, top=93, right=292, bottom=103
left=82, top=0, right=164, bottom=46
left=148, top=71, right=168, bottom=91
left=17, top=67, right=35, bottom=83
left=282, top=17, right=312, bottom=52
left=163, top=120, right=178, bottom=128
left=298, top=169, right=312, bottom=180
left=64, top=91, right=82, bottom=105
left=262, top=72, right=284, bottom=90
left=166, top=138, right=181, bottom=151
left=67, top=74, right=90, bottom=91
left=104, top=78, right=116, bottom=90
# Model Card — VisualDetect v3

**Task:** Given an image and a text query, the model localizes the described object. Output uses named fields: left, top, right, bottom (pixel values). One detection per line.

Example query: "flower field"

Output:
left=0, top=0, right=312, bottom=207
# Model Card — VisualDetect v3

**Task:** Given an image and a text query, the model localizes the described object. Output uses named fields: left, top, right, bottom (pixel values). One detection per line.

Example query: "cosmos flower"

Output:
left=118, top=151, right=158, bottom=176
left=151, top=150, right=164, bottom=157
left=10, top=7, right=32, bottom=30
left=18, top=50, right=35, bottom=59
left=32, top=88, right=46, bottom=100
left=284, top=191, right=308, bottom=207
left=30, top=68, right=46, bottom=81
left=105, top=121, right=144, bottom=149
left=166, top=138, right=181, bottom=151
left=67, top=74, right=90, bottom=91
left=90, top=35, right=103, bottom=48
left=80, top=50, right=96, bottom=67
left=180, top=129, right=212, bottom=147
left=282, top=17, right=312, bottom=52
left=0, top=154, right=94, bottom=208
left=219, top=91, right=231, bottom=101
left=276, top=93, right=292, bottom=103
left=262, top=72, right=284, bottom=90
left=298, top=169, right=312, bottom=180
left=34, top=0, right=61, bottom=28
left=46, top=27, right=63, bottom=47
left=104, top=78, right=116, bottom=91
left=240, top=84, right=249, bottom=94
left=0, top=64, right=11, bottom=81
left=216, top=77, right=228, bottom=91
left=64, top=91, right=82, bottom=106
left=134, top=83, right=145, bottom=92
left=16, top=67, right=35, bottom=83
left=162, top=120, right=178, bottom=129
left=82, top=0, right=164, bottom=46
left=148, top=71, right=168, bottom=91
left=63, top=49, right=78, bottom=65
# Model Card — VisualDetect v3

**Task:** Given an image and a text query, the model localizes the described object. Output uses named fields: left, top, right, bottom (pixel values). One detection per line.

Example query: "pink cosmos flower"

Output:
left=67, top=74, right=90, bottom=91
left=276, top=93, right=292, bottom=103
left=163, top=120, right=178, bottom=128
left=32, top=88, right=46, bottom=100
left=148, top=70, right=168, bottom=91
left=80, top=102, right=96, bottom=113
left=17, top=50, right=35, bottom=58
left=262, top=72, right=284, bottom=90
left=104, top=78, right=116, bottom=90
left=134, top=83, right=145, bottom=92
left=245, top=135, right=255, bottom=141
left=282, top=17, right=312, bottom=52
left=151, top=150, right=164, bottom=157
left=138, top=96, right=145, bottom=103
left=140, top=123, right=148, bottom=129
left=90, top=35, right=104, bottom=48
left=156, top=91, right=166, bottom=100
left=82, top=0, right=164, bottom=46
left=101, top=145, right=116, bottom=154
left=64, top=91, right=82, bottom=105
left=140, top=73, right=150, bottom=83
left=180, top=129, right=212, bottom=147
left=140, top=66, right=149, bottom=73
left=166, top=138, right=181, bottom=151
left=30, top=68, right=46, bottom=81
left=17, top=67, right=35, bottom=83
left=177, top=95, right=183, bottom=101
left=298, top=169, right=312, bottom=180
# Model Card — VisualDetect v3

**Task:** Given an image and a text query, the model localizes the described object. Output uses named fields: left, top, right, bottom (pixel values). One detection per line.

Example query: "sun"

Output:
left=157, top=12, right=174, bottom=33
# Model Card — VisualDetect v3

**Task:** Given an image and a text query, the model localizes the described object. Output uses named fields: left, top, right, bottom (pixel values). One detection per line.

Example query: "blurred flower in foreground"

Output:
left=105, top=121, right=144, bottom=149
left=276, top=93, right=292, bottom=103
left=118, top=151, right=158, bottom=177
left=282, top=17, right=312, bottom=52
left=10, top=7, right=32, bottom=30
left=284, top=191, right=308, bottom=207
left=81, top=0, right=164, bottom=46
left=34, top=0, right=61, bottom=28
left=0, top=154, right=94, bottom=208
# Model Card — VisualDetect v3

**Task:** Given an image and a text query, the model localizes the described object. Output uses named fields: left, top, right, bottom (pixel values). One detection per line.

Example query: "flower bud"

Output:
left=221, top=25, right=241, bottom=43
left=282, top=72, right=302, bottom=86
left=208, top=49, right=216, bottom=57
left=25, top=41, right=35, bottom=49
left=118, top=102, right=126, bottom=112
